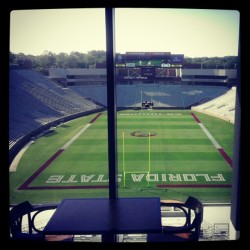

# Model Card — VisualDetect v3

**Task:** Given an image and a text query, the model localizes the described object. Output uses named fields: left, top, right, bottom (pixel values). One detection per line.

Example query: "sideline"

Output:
left=10, top=113, right=102, bottom=173
left=191, top=112, right=232, bottom=168
left=18, top=113, right=102, bottom=190
left=9, top=141, right=35, bottom=172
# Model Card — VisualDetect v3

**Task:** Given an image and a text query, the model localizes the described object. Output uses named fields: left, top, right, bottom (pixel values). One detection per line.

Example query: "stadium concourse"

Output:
left=9, top=67, right=237, bottom=242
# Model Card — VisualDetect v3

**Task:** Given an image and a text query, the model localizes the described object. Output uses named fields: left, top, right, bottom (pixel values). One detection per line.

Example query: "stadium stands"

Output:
left=68, top=84, right=228, bottom=108
left=9, top=68, right=235, bottom=166
left=9, top=69, right=104, bottom=163
left=191, top=87, right=236, bottom=123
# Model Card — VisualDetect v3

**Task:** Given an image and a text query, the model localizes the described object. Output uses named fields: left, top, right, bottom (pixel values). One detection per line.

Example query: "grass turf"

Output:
left=9, top=110, right=234, bottom=204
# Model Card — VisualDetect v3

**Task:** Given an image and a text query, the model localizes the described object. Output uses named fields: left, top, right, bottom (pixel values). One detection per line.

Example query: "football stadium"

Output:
left=9, top=51, right=238, bottom=242
left=9, top=51, right=236, bottom=202
left=9, top=52, right=237, bottom=241
left=7, top=5, right=242, bottom=242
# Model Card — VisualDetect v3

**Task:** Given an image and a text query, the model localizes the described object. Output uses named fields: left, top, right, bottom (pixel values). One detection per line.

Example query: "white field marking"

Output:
left=61, top=123, right=91, bottom=150
left=198, top=123, right=221, bottom=149
left=9, top=141, right=35, bottom=172
left=9, top=122, right=92, bottom=172
left=124, top=171, right=149, bottom=173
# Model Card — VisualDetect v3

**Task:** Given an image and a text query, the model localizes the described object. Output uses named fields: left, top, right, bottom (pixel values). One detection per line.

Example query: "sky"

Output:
left=10, top=8, right=240, bottom=57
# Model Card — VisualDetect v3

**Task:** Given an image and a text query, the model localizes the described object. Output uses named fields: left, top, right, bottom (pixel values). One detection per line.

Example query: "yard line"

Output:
left=61, top=124, right=91, bottom=150
left=198, top=123, right=221, bottom=149
left=61, top=113, right=102, bottom=150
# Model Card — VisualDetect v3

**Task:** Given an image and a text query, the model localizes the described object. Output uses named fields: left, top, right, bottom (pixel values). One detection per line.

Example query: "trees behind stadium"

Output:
left=9, top=50, right=106, bottom=75
left=9, top=50, right=238, bottom=76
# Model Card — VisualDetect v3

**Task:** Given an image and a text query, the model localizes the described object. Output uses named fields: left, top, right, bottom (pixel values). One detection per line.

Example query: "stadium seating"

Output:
left=9, top=68, right=234, bottom=157
left=69, top=84, right=228, bottom=108
left=191, top=87, right=236, bottom=123
left=68, top=85, right=107, bottom=106
left=9, top=69, right=103, bottom=150
left=181, top=85, right=228, bottom=107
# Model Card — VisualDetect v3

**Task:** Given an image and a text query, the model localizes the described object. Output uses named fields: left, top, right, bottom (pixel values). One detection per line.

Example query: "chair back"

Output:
left=10, top=201, right=73, bottom=241
left=10, top=201, right=34, bottom=237
left=156, top=196, right=203, bottom=241
left=184, top=196, right=203, bottom=240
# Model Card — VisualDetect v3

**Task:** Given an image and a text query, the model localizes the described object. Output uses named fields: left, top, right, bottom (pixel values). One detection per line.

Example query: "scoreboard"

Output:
left=125, top=52, right=171, bottom=60
left=170, top=54, right=184, bottom=65
left=116, top=67, right=178, bottom=80
left=116, top=52, right=183, bottom=67
left=115, top=52, right=183, bottom=82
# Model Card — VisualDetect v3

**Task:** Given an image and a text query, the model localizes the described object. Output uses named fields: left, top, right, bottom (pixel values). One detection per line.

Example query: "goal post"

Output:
left=123, top=131, right=125, bottom=173
left=122, top=131, right=125, bottom=187
left=148, top=131, right=151, bottom=187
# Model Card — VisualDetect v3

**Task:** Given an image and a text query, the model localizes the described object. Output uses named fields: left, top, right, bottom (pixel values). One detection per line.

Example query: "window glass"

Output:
left=9, top=9, right=109, bottom=204
left=115, top=8, right=239, bottom=203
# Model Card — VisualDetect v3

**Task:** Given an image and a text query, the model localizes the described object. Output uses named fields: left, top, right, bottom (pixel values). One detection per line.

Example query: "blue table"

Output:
left=43, top=197, right=162, bottom=242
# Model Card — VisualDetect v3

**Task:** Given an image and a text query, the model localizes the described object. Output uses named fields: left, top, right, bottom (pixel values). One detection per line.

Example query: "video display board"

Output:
left=125, top=52, right=171, bottom=60
left=170, top=54, right=184, bottom=64
left=115, top=54, right=126, bottom=66
left=115, top=52, right=183, bottom=68
left=115, top=52, right=183, bottom=81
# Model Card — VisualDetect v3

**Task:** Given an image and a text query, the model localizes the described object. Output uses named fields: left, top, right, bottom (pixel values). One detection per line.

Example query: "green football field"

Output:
left=9, top=109, right=234, bottom=204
